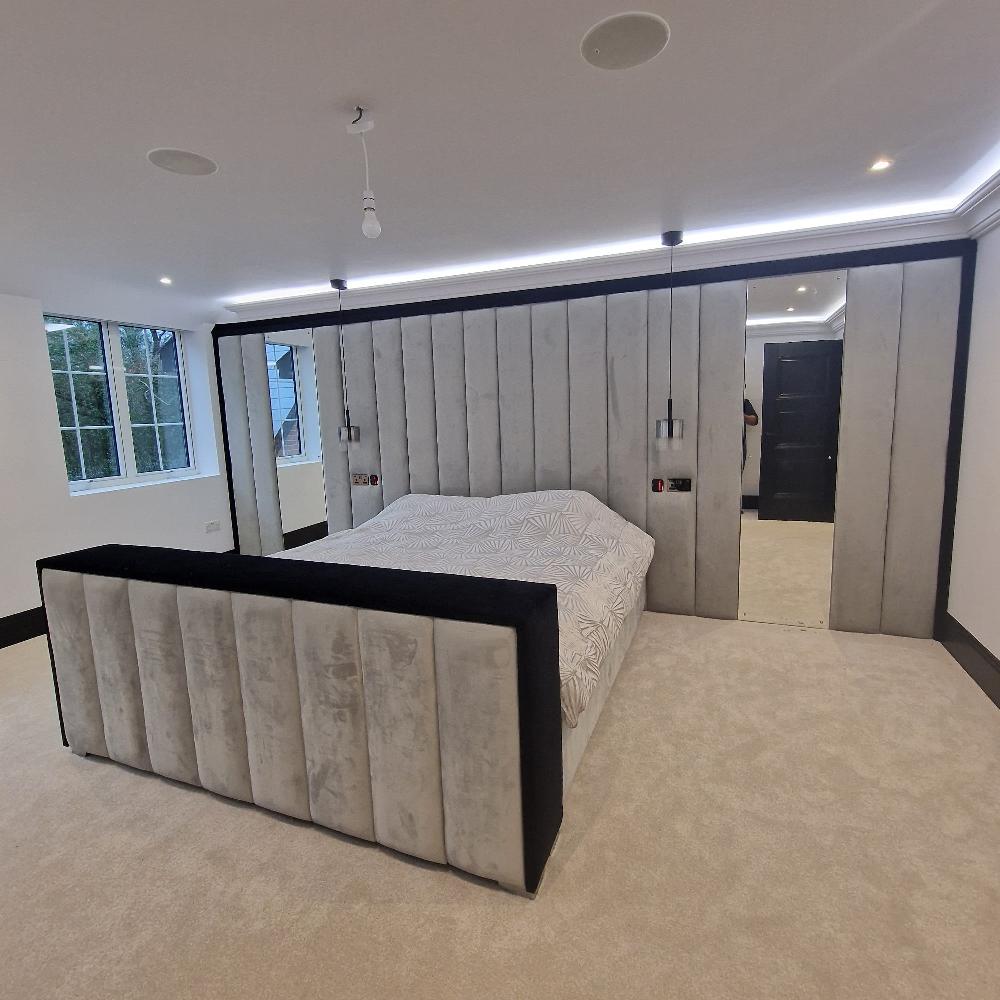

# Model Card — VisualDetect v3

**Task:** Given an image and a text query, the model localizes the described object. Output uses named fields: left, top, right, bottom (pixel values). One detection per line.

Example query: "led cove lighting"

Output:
left=746, top=298, right=846, bottom=327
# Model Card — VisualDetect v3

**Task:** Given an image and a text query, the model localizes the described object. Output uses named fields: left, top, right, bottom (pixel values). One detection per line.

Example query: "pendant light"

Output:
left=347, top=107, right=381, bottom=239
left=656, top=230, right=684, bottom=448
left=330, top=278, right=359, bottom=448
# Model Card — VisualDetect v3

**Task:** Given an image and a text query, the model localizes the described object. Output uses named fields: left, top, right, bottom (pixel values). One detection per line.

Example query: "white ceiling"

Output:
left=748, top=271, right=846, bottom=324
left=2, top=0, right=999, bottom=328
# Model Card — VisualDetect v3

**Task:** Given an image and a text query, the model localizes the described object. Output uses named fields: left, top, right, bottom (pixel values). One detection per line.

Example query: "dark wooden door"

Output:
left=758, top=340, right=843, bottom=522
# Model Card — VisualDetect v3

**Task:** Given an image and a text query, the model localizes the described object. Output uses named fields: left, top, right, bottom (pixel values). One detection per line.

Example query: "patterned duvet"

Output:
left=278, top=490, right=654, bottom=727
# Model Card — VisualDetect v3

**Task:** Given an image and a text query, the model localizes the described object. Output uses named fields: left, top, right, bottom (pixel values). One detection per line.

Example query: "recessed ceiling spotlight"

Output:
left=581, top=12, right=669, bottom=70
left=147, top=148, right=219, bottom=176
left=796, top=285, right=808, bottom=293
left=159, top=276, right=173, bottom=285
left=869, top=157, right=894, bottom=172
left=786, top=307, right=795, bottom=312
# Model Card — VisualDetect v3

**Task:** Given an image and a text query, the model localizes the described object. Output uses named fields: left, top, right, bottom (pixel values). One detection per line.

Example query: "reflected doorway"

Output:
left=739, top=271, right=845, bottom=628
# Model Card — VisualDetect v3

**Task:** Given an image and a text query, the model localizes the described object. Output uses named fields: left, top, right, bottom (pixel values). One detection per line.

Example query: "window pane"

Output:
left=126, top=375, right=154, bottom=423
left=266, top=342, right=302, bottom=459
left=44, top=315, right=118, bottom=483
left=132, top=426, right=161, bottom=473
left=281, top=420, right=301, bottom=455
left=158, top=425, right=189, bottom=470
left=73, top=373, right=114, bottom=426
left=119, top=325, right=191, bottom=474
left=61, top=431, right=82, bottom=481
left=152, top=376, right=183, bottom=422
left=80, top=428, right=119, bottom=479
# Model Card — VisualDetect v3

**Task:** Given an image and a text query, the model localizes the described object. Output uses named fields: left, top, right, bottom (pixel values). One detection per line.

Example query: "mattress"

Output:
left=278, top=490, right=654, bottom=727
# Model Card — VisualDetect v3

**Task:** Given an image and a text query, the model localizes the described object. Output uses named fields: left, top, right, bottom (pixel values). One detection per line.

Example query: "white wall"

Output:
left=949, top=226, right=1000, bottom=657
left=0, top=292, right=233, bottom=620
left=741, top=325, right=842, bottom=497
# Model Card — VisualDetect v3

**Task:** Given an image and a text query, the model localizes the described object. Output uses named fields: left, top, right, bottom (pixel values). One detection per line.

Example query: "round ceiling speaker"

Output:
left=147, top=148, right=219, bottom=176
left=581, top=12, right=669, bottom=70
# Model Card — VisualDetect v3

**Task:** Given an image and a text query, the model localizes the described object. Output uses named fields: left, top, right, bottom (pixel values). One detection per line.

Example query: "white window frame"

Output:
left=45, top=314, right=198, bottom=493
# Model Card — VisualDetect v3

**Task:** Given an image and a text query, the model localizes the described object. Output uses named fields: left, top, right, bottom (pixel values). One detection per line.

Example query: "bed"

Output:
left=38, top=490, right=652, bottom=895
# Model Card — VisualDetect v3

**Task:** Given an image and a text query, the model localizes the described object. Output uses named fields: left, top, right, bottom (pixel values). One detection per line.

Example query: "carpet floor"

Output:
left=739, top=511, right=835, bottom=628
left=2, top=617, right=998, bottom=1000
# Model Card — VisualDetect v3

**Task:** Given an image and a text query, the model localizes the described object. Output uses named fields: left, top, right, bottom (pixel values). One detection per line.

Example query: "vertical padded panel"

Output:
left=344, top=322, right=384, bottom=525
left=463, top=309, right=502, bottom=497
left=881, top=258, right=961, bottom=637
left=497, top=305, right=536, bottom=494
left=41, top=569, right=107, bottom=757
left=401, top=315, right=440, bottom=494
left=831, top=264, right=903, bottom=634
left=434, top=619, right=525, bottom=889
left=231, top=594, right=311, bottom=820
left=431, top=312, right=471, bottom=495
left=218, top=336, right=261, bottom=555
left=313, top=325, right=353, bottom=532
left=358, top=610, right=446, bottom=864
left=128, top=581, right=199, bottom=785
left=568, top=296, right=609, bottom=503
left=176, top=587, right=253, bottom=802
left=292, top=602, right=375, bottom=841
left=607, top=291, right=648, bottom=529
left=241, top=334, right=283, bottom=555
left=646, top=286, right=700, bottom=613
left=83, top=575, right=151, bottom=771
left=531, top=301, right=571, bottom=490
left=372, top=319, right=410, bottom=507
left=695, top=281, right=747, bottom=620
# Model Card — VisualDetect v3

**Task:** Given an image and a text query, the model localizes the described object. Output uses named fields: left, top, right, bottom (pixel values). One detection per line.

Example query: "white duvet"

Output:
left=278, top=490, right=654, bottom=727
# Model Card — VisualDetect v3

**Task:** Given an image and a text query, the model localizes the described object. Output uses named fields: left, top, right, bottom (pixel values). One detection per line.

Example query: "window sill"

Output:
left=68, top=470, right=218, bottom=497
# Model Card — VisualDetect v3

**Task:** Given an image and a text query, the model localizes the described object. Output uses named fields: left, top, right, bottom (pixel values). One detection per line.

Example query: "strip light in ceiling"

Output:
left=745, top=298, right=846, bottom=327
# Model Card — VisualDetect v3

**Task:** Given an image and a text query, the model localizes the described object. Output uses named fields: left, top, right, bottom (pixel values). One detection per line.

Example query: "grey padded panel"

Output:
left=219, top=335, right=261, bottom=555
left=830, top=264, right=903, bottom=634
left=695, top=280, right=747, bottom=620
left=41, top=569, right=108, bottom=757
left=241, top=334, right=283, bottom=555
left=463, top=309, right=502, bottom=497
left=568, top=296, right=609, bottom=503
left=607, top=291, right=648, bottom=529
left=128, top=581, right=199, bottom=785
left=531, top=301, right=571, bottom=490
left=434, top=619, right=524, bottom=889
left=881, top=258, right=961, bottom=638
left=292, top=602, right=375, bottom=841
left=496, top=305, right=536, bottom=494
left=372, top=319, right=411, bottom=507
left=401, top=315, right=440, bottom=494
left=344, top=323, right=385, bottom=525
left=646, top=286, right=700, bottom=613
left=357, top=609, right=447, bottom=864
left=82, top=575, right=151, bottom=771
left=312, top=326, right=353, bottom=532
left=231, top=593, right=311, bottom=821
left=176, top=586, right=253, bottom=802
left=431, top=312, right=471, bottom=495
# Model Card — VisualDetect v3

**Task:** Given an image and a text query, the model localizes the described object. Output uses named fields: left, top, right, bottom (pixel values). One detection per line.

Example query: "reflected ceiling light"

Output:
left=159, top=276, right=173, bottom=285
left=797, top=285, right=808, bottom=293
left=581, top=12, right=670, bottom=70
left=786, top=306, right=795, bottom=312
left=869, top=157, right=894, bottom=172
left=44, top=321, right=73, bottom=332
left=147, top=148, right=218, bottom=176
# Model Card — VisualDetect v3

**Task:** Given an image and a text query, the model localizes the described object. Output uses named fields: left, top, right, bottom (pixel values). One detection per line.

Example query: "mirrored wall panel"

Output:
left=739, top=270, right=845, bottom=628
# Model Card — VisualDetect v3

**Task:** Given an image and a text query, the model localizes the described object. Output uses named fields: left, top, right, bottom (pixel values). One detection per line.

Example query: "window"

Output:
left=44, top=314, right=193, bottom=489
left=266, top=342, right=302, bottom=460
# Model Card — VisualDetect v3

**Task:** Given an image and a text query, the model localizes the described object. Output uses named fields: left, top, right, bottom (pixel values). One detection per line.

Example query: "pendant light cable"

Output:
left=338, top=288, right=350, bottom=431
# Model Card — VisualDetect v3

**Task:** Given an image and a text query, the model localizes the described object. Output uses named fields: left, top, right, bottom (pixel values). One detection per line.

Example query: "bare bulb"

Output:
left=361, top=189, right=381, bottom=239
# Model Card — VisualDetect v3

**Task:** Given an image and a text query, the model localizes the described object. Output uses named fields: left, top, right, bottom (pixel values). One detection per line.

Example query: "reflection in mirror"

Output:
left=739, top=270, right=845, bottom=628
left=265, top=329, right=328, bottom=550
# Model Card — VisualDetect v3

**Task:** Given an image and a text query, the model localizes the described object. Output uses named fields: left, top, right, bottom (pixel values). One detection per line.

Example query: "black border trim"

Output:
left=0, top=606, right=47, bottom=650
left=939, top=613, right=1000, bottom=711
left=37, top=544, right=562, bottom=893
left=282, top=521, right=329, bottom=550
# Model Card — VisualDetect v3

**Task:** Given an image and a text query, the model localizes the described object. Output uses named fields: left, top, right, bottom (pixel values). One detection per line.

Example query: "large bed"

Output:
left=39, top=490, right=652, bottom=895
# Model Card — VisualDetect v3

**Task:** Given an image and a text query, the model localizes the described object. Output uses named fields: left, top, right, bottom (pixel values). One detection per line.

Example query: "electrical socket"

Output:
left=205, top=520, right=221, bottom=533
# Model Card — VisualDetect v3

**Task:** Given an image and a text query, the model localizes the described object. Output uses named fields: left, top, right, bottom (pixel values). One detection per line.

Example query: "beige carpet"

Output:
left=740, top=511, right=835, bottom=628
left=2, top=618, right=999, bottom=1000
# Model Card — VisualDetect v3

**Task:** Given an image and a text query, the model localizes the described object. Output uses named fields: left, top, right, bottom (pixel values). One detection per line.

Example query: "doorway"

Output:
left=739, top=270, right=845, bottom=628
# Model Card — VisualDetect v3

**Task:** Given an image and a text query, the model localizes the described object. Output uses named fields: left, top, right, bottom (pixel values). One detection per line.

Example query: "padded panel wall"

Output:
left=432, top=313, right=471, bottom=495
left=343, top=323, right=384, bottom=526
left=463, top=309, right=502, bottom=497
left=313, top=325, right=353, bottom=532
left=401, top=315, right=440, bottom=495
left=372, top=319, right=410, bottom=507
left=531, top=302, right=571, bottom=490
left=568, top=297, right=609, bottom=503
left=497, top=306, right=536, bottom=494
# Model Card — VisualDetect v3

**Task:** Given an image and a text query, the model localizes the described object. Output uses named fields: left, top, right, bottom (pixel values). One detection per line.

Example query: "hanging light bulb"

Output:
left=361, top=189, right=381, bottom=239
left=348, top=107, right=382, bottom=240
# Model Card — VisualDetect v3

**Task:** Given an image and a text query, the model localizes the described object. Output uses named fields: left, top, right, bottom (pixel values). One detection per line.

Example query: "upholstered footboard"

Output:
left=38, top=546, right=561, bottom=894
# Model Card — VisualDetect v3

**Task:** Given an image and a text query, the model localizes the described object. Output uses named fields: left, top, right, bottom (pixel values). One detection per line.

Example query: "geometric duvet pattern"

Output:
left=278, top=490, right=654, bottom=727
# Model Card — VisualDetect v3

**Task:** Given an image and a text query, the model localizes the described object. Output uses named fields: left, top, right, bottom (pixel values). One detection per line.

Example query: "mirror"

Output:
left=265, top=329, right=328, bottom=549
left=739, top=271, right=845, bottom=627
